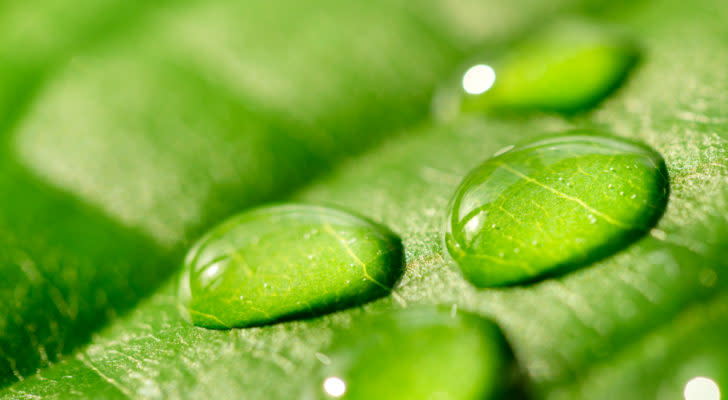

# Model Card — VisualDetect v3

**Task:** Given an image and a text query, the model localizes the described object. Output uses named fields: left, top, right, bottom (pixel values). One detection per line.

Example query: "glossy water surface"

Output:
left=178, top=204, right=403, bottom=328
left=433, top=19, right=639, bottom=119
left=445, top=132, right=669, bottom=287
left=311, top=307, right=515, bottom=400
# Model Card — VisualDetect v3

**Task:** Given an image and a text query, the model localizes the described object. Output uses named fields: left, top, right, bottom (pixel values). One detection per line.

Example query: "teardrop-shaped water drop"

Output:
left=178, top=204, right=403, bottom=329
left=445, top=132, right=669, bottom=287
left=311, top=307, right=515, bottom=400
left=433, top=19, right=639, bottom=119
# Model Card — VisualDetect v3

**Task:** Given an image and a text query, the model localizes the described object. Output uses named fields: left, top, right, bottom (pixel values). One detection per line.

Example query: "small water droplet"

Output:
left=178, top=204, right=403, bottom=328
left=444, top=132, right=669, bottom=287
left=434, top=19, right=639, bottom=118
left=313, top=308, right=514, bottom=399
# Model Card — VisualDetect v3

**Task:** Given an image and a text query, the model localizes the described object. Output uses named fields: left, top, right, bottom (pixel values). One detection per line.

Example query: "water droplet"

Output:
left=444, top=132, right=669, bottom=287
left=312, top=307, right=514, bottom=399
left=435, top=19, right=639, bottom=118
left=178, top=204, right=403, bottom=328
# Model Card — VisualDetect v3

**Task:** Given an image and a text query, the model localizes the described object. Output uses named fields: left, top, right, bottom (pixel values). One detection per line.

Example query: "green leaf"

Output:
left=2, top=0, right=728, bottom=398
left=179, top=204, right=403, bottom=329
left=0, top=0, right=473, bottom=385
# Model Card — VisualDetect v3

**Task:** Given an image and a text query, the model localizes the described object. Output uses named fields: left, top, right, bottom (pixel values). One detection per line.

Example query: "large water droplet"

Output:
left=445, top=132, right=669, bottom=287
left=433, top=19, right=639, bottom=119
left=178, top=204, right=403, bottom=329
left=311, top=307, right=515, bottom=400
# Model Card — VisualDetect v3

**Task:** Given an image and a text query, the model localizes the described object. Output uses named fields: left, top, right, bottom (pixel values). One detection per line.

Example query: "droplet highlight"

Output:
left=684, top=377, right=721, bottom=400
left=312, top=307, right=515, bottom=400
left=462, top=64, right=497, bottom=95
left=178, top=204, right=403, bottom=329
left=445, top=132, right=669, bottom=287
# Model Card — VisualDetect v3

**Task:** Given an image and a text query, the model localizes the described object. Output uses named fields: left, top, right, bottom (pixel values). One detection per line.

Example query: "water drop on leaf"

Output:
left=178, top=204, right=403, bottom=329
left=434, top=19, right=639, bottom=119
left=311, top=307, right=516, bottom=400
left=445, top=132, right=669, bottom=287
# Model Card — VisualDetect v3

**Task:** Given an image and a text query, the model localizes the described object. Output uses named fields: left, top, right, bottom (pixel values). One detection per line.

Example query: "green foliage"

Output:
left=0, top=0, right=727, bottom=399
left=445, top=132, right=668, bottom=286
left=179, top=204, right=403, bottom=329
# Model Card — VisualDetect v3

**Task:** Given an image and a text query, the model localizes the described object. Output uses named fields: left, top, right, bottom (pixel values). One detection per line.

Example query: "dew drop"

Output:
left=434, top=19, right=639, bottom=118
left=312, top=307, right=515, bottom=400
left=178, top=204, right=403, bottom=328
left=444, top=132, right=669, bottom=287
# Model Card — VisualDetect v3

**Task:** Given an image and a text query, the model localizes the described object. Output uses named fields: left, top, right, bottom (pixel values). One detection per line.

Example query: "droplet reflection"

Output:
left=684, top=376, right=720, bottom=400
left=323, top=376, right=347, bottom=398
left=462, top=64, right=496, bottom=95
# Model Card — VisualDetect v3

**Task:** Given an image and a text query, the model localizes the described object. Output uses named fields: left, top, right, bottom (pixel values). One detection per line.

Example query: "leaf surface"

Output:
left=1, top=0, right=728, bottom=398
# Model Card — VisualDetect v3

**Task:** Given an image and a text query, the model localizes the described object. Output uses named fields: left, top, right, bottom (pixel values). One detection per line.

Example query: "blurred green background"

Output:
left=1, top=0, right=727, bottom=398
